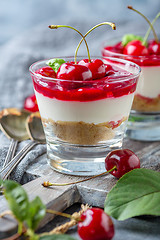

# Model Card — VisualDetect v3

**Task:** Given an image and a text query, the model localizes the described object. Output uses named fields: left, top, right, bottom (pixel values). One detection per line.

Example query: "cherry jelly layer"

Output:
left=32, top=64, right=137, bottom=102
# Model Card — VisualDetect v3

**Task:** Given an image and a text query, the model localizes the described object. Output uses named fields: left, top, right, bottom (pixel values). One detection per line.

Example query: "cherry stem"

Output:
left=128, top=6, right=159, bottom=44
left=42, top=165, right=117, bottom=187
left=46, top=209, right=81, bottom=222
left=143, top=12, right=160, bottom=45
left=75, top=22, right=116, bottom=61
left=48, top=25, right=91, bottom=63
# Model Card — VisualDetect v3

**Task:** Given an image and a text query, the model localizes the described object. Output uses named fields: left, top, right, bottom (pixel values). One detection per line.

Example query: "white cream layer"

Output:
left=136, top=66, right=160, bottom=98
left=35, top=90, right=134, bottom=124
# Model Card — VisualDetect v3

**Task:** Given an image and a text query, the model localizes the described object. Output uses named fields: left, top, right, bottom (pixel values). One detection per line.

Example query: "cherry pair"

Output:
left=47, top=22, right=115, bottom=83
left=56, top=58, right=106, bottom=82
left=35, top=58, right=106, bottom=82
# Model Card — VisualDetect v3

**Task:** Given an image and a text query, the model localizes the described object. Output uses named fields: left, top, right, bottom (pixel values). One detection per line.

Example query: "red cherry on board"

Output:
left=105, top=149, right=140, bottom=179
left=35, top=66, right=56, bottom=78
left=78, top=59, right=106, bottom=79
left=123, top=40, right=148, bottom=56
left=24, top=94, right=39, bottom=112
left=78, top=208, right=114, bottom=240
left=148, top=40, right=160, bottom=55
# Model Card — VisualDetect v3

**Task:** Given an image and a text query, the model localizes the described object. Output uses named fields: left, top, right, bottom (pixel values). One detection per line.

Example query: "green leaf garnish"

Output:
left=26, top=196, right=46, bottom=231
left=39, top=234, right=76, bottom=240
left=3, top=180, right=29, bottom=234
left=46, top=58, right=65, bottom=73
left=3, top=180, right=29, bottom=222
left=122, top=34, right=145, bottom=46
left=104, top=168, right=160, bottom=220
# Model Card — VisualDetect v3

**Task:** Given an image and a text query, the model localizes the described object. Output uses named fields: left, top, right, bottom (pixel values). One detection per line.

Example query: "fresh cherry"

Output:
left=35, top=66, right=56, bottom=78
left=24, top=94, right=39, bottom=112
left=78, top=59, right=106, bottom=79
left=123, top=40, right=148, bottom=56
left=105, top=149, right=140, bottom=179
left=43, top=148, right=141, bottom=187
left=57, top=62, right=92, bottom=81
left=78, top=208, right=114, bottom=240
left=56, top=62, right=92, bottom=89
left=148, top=40, right=160, bottom=55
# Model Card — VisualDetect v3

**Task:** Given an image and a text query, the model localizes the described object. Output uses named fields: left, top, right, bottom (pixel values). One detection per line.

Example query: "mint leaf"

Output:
left=104, top=168, right=160, bottom=220
left=39, top=234, right=76, bottom=240
left=26, top=196, right=46, bottom=231
left=46, top=58, right=65, bottom=73
left=122, top=34, right=144, bottom=46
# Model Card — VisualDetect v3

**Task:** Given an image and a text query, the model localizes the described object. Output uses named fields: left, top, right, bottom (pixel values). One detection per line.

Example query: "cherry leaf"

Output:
left=3, top=180, right=29, bottom=222
left=104, top=168, right=160, bottom=220
left=26, top=196, right=46, bottom=231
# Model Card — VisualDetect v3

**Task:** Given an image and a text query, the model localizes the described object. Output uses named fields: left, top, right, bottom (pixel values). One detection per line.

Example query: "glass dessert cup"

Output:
left=29, top=56, right=140, bottom=176
left=102, top=38, right=160, bottom=141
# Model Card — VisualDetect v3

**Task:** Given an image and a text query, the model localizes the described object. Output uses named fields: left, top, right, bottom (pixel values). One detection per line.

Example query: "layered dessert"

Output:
left=102, top=6, right=160, bottom=113
left=30, top=57, right=140, bottom=145
left=102, top=40, right=160, bottom=112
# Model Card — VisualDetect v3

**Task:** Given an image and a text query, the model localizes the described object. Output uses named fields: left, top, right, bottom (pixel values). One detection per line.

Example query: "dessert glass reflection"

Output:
left=102, top=38, right=160, bottom=141
left=29, top=56, right=140, bottom=176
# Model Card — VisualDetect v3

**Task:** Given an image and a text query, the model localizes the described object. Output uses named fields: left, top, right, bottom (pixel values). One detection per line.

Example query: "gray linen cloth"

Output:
left=0, top=17, right=157, bottom=184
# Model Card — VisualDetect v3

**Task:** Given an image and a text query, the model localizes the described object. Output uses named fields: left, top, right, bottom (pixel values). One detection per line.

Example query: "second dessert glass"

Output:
left=102, top=38, right=160, bottom=141
left=29, top=56, right=140, bottom=176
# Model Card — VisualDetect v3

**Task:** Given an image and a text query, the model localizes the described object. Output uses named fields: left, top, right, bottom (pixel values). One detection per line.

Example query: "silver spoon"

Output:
left=26, top=112, right=46, bottom=144
left=0, top=108, right=30, bottom=168
left=0, top=111, right=45, bottom=180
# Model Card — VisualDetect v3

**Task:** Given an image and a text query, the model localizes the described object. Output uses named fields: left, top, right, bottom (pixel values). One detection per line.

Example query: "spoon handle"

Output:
left=2, top=139, right=18, bottom=168
left=0, top=141, right=37, bottom=180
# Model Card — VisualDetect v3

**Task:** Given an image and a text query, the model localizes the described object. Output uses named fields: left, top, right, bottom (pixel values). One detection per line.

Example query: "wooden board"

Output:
left=0, top=139, right=160, bottom=238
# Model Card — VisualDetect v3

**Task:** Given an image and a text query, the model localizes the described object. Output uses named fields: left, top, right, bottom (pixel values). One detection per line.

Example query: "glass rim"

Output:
left=29, top=56, right=141, bottom=83
left=101, top=36, right=160, bottom=60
